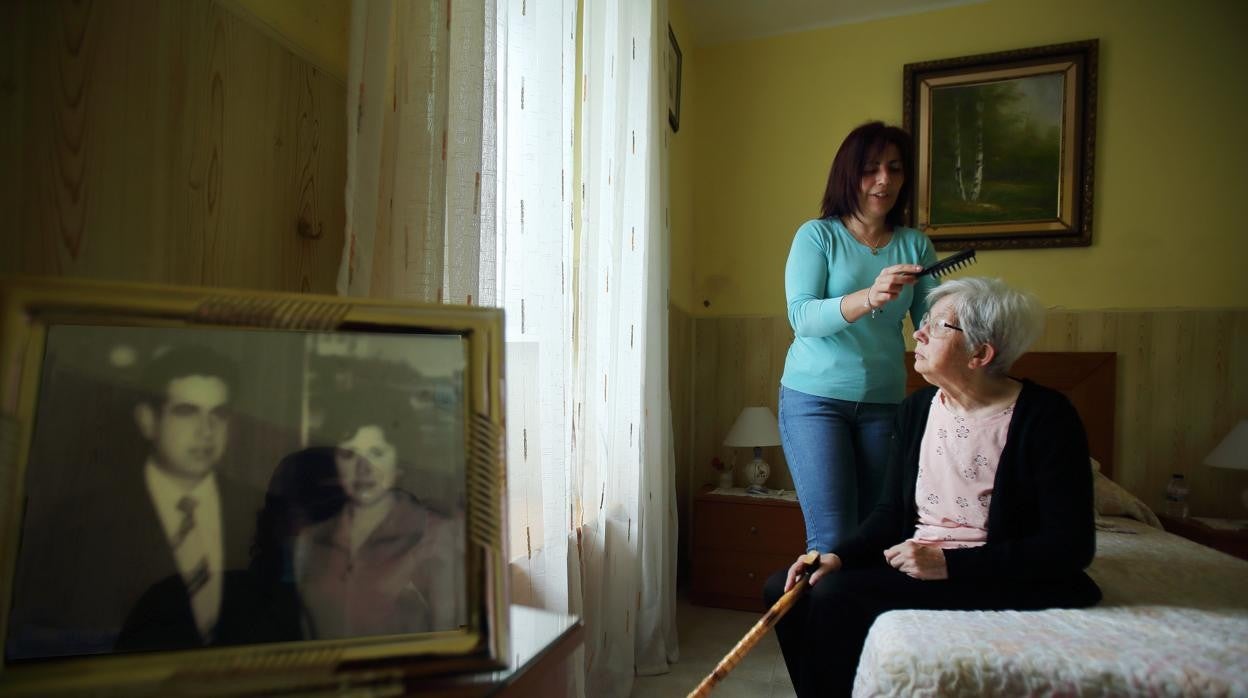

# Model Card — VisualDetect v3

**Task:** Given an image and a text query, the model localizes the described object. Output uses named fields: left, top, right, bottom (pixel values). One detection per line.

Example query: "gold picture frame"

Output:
left=903, top=40, right=1098, bottom=250
left=0, top=277, right=508, bottom=695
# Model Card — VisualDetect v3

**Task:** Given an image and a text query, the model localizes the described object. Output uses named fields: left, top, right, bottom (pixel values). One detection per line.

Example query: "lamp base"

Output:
left=743, top=457, right=770, bottom=488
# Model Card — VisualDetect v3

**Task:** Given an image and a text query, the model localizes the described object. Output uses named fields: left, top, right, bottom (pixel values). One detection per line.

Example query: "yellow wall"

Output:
left=678, top=0, right=1248, bottom=316
left=224, top=0, right=349, bottom=83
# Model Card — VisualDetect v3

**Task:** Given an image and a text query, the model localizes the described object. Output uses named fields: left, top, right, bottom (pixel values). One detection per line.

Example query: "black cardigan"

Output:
left=835, top=380, right=1099, bottom=586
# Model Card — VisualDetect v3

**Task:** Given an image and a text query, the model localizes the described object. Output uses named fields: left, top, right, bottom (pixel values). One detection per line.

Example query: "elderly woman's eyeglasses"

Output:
left=918, top=312, right=964, bottom=338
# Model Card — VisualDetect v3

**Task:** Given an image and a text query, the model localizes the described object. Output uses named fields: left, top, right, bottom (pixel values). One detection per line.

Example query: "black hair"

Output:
left=137, top=345, right=239, bottom=409
left=314, top=390, right=418, bottom=461
left=819, top=121, right=915, bottom=228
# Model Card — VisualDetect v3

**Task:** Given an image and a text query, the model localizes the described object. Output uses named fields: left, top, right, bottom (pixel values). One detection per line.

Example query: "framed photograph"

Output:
left=903, top=40, right=1098, bottom=249
left=667, top=24, right=683, bottom=133
left=0, top=277, right=508, bottom=695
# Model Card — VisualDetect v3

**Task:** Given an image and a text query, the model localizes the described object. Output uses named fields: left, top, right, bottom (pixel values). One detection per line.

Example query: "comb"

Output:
left=916, top=248, right=976, bottom=278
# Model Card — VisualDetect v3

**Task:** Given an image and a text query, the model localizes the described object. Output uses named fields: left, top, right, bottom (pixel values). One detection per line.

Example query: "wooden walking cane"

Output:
left=686, top=551, right=820, bottom=697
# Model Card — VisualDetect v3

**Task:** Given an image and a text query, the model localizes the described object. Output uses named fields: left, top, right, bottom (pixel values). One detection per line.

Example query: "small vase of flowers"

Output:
left=711, top=456, right=733, bottom=489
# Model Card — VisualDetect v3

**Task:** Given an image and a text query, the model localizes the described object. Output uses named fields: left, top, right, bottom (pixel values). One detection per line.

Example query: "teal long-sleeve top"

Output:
left=781, top=218, right=938, bottom=404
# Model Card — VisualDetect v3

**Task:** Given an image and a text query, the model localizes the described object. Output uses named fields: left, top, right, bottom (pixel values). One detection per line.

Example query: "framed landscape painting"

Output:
left=904, top=40, right=1099, bottom=249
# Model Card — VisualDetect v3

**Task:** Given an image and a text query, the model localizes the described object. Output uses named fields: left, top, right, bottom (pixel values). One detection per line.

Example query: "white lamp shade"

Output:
left=724, top=406, right=781, bottom=448
left=1204, top=420, right=1248, bottom=471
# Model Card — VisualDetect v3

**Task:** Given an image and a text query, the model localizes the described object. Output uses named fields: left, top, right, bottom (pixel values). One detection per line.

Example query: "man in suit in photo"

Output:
left=6, top=345, right=267, bottom=658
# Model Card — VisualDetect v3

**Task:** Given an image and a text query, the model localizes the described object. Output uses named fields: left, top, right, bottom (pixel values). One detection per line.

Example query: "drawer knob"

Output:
left=749, top=526, right=759, bottom=534
left=746, top=572, right=755, bottom=580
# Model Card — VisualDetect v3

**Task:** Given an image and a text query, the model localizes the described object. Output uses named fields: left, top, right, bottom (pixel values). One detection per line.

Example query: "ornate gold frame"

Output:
left=0, top=277, right=508, bottom=695
left=903, top=40, right=1098, bottom=250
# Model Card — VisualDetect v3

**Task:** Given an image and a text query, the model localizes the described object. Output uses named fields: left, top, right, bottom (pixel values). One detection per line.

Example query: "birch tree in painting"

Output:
left=930, top=74, right=1063, bottom=225
left=952, top=101, right=966, bottom=201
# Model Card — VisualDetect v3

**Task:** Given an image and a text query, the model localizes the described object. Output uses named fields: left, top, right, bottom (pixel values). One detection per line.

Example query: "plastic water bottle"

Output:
left=1164, top=474, right=1190, bottom=518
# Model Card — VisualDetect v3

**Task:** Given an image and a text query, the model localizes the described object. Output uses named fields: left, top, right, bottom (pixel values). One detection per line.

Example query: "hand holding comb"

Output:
left=914, top=248, right=976, bottom=278
left=686, top=551, right=820, bottom=698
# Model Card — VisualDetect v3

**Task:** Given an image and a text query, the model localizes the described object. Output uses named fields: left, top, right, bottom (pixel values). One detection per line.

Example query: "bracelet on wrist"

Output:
left=864, top=291, right=880, bottom=319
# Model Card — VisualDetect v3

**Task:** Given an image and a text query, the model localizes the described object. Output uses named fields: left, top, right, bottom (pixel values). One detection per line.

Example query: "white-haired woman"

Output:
left=764, top=278, right=1102, bottom=697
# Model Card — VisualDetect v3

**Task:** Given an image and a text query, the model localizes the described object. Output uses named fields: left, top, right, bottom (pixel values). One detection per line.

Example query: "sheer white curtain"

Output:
left=341, top=0, right=678, bottom=693
left=574, top=0, right=678, bottom=689
left=496, top=0, right=576, bottom=621
left=339, top=0, right=495, bottom=303
left=498, top=0, right=678, bottom=695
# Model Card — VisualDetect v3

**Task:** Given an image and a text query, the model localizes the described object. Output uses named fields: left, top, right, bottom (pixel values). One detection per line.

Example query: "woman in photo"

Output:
left=293, top=393, right=463, bottom=639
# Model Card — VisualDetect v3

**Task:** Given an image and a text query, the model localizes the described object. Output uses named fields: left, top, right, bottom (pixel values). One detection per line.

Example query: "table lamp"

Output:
left=724, top=406, right=782, bottom=490
left=1204, top=419, right=1248, bottom=512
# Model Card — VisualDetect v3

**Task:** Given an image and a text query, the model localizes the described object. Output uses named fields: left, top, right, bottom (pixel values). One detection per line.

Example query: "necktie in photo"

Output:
left=175, top=495, right=215, bottom=639
left=173, top=495, right=198, bottom=548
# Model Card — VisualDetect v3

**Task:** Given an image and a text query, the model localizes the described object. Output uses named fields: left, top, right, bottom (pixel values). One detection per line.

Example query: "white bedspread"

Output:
left=854, top=516, right=1248, bottom=697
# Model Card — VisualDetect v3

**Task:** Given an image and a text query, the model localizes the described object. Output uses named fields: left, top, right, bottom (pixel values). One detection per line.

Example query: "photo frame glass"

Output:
left=8, top=325, right=467, bottom=661
left=0, top=280, right=507, bottom=695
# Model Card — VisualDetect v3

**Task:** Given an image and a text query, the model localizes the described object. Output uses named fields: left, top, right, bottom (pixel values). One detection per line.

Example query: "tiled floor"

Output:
left=630, top=596, right=795, bottom=698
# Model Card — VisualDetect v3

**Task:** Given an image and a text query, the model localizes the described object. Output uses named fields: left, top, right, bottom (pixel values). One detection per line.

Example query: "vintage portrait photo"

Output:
left=5, top=324, right=468, bottom=661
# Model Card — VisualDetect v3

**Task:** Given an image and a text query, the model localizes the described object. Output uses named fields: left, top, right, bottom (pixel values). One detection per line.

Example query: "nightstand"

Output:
left=690, top=487, right=806, bottom=611
left=1156, top=514, right=1248, bottom=562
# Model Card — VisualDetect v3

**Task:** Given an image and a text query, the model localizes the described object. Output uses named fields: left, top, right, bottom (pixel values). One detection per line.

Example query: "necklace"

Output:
left=843, top=218, right=889, bottom=255
left=857, top=231, right=888, bottom=255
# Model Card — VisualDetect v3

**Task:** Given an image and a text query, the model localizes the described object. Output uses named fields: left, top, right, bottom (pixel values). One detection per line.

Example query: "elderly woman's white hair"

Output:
left=926, top=277, right=1045, bottom=375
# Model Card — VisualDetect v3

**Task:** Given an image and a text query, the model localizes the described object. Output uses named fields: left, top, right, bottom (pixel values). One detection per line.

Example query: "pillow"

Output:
left=1090, top=458, right=1162, bottom=529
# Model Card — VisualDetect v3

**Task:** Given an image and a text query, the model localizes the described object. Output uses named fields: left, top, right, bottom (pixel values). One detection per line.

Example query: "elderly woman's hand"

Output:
left=784, top=551, right=842, bottom=592
left=883, top=541, right=948, bottom=580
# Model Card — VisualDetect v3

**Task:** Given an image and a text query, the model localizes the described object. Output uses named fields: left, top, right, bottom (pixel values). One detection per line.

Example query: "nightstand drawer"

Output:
left=691, top=549, right=795, bottom=603
left=693, top=499, right=805, bottom=554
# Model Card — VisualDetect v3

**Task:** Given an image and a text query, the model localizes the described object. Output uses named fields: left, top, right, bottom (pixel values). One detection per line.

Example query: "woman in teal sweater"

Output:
left=780, top=121, right=938, bottom=554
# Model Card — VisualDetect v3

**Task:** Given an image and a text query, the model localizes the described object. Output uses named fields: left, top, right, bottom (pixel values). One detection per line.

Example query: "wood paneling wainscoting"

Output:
left=669, top=307, right=1248, bottom=578
left=1, top=0, right=346, bottom=294
left=670, top=304, right=694, bottom=583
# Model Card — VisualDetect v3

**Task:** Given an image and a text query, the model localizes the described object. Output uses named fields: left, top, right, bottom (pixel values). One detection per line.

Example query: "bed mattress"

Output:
left=853, top=516, right=1248, bottom=697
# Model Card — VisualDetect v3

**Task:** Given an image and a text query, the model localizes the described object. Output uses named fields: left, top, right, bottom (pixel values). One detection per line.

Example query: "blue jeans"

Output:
left=778, top=385, right=897, bottom=553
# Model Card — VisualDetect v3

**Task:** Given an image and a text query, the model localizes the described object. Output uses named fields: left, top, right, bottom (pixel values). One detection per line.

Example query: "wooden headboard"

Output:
left=904, top=352, right=1117, bottom=479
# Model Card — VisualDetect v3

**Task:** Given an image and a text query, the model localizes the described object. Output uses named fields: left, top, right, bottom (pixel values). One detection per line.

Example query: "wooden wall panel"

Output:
left=691, top=316, right=794, bottom=494
left=680, top=309, right=1248, bottom=540
left=669, top=304, right=692, bottom=582
left=1029, top=309, right=1248, bottom=519
left=0, top=0, right=346, bottom=294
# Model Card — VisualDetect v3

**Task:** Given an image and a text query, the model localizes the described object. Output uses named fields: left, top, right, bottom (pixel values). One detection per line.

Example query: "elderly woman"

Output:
left=293, top=395, right=463, bottom=640
left=763, top=278, right=1102, bottom=697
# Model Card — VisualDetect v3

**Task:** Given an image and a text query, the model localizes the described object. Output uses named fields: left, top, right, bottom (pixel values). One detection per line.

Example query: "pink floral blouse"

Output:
left=911, top=390, right=1016, bottom=549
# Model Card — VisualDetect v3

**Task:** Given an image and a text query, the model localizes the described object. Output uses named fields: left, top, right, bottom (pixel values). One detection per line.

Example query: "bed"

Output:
left=852, top=353, right=1248, bottom=696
